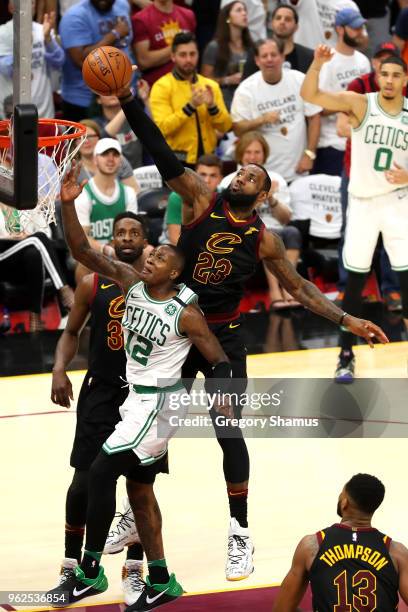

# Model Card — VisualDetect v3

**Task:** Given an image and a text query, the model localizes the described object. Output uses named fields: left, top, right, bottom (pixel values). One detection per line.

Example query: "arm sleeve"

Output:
left=124, top=186, right=138, bottom=212
left=0, top=54, right=13, bottom=77
left=120, top=96, right=185, bottom=181
left=44, top=36, right=66, bottom=68
left=166, top=192, right=183, bottom=224
left=74, top=190, right=92, bottom=226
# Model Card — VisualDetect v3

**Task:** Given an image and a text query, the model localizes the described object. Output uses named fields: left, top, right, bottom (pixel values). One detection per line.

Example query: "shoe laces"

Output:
left=59, top=566, right=75, bottom=585
left=124, top=566, right=144, bottom=591
left=228, top=534, right=250, bottom=565
left=109, top=507, right=134, bottom=537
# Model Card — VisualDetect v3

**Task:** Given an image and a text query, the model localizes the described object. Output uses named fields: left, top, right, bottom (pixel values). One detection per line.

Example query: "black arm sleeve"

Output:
left=120, top=97, right=185, bottom=182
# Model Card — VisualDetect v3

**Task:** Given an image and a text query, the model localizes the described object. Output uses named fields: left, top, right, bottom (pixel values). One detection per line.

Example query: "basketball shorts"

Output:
left=70, top=372, right=128, bottom=470
left=182, top=316, right=247, bottom=417
left=102, top=385, right=188, bottom=464
left=343, top=187, right=408, bottom=273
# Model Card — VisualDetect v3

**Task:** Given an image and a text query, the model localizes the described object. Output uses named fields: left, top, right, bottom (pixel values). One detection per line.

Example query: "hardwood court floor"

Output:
left=1, top=342, right=407, bottom=609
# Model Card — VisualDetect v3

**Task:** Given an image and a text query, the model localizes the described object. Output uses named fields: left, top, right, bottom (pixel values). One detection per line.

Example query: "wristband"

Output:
left=304, top=149, right=316, bottom=161
left=339, top=312, right=347, bottom=326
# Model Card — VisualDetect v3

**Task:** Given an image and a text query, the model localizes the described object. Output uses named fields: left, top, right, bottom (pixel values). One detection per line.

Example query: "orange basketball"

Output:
left=82, top=46, right=132, bottom=96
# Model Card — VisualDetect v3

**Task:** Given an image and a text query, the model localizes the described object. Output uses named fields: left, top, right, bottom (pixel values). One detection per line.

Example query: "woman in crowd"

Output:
left=220, top=131, right=303, bottom=309
left=201, top=1, right=255, bottom=110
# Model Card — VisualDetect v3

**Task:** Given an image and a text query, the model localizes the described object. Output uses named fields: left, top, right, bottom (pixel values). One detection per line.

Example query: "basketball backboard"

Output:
left=0, top=0, right=38, bottom=210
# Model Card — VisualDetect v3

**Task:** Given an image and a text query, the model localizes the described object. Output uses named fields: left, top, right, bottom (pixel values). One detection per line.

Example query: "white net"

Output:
left=0, top=118, right=86, bottom=234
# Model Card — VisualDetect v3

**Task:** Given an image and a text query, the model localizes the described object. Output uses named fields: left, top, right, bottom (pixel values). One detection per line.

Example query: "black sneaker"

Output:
left=126, top=573, right=184, bottom=611
left=334, top=351, right=355, bottom=384
left=47, top=565, right=108, bottom=608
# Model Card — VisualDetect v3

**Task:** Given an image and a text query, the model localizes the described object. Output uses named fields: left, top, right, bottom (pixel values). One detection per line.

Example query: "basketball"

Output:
left=82, top=46, right=132, bottom=96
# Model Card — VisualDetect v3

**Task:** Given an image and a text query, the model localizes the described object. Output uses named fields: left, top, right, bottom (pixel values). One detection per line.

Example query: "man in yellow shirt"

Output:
left=150, top=32, right=232, bottom=167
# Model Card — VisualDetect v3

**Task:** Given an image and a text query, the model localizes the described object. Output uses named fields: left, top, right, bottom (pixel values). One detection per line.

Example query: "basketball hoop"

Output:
left=0, top=118, right=86, bottom=234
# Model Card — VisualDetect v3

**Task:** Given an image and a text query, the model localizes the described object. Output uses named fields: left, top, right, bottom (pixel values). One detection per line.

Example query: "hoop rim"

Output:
left=0, top=117, right=87, bottom=148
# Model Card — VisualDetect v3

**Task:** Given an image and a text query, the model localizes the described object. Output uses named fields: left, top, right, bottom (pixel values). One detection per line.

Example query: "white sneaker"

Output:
left=225, top=518, right=254, bottom=581
left=104, top=498, right=140, bottom=554
left=56, top=558, right=78, bottom=586
left=122, top=560, right=144, bottom=605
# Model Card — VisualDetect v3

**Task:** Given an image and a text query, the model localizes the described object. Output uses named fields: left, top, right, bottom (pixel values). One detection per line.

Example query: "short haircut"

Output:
left=248, top=163, right=272, bottom=193
left=345, top=474, right=385, bottom=515
left=172, top=31, right=197, bottom=52
left=271, top=4, right=299, bottom=24
left=113, top=212, right=149, bottom=237
left=161, top=243, right=186, bottom=271
left=235, top=131, right=270, bottom=165
left=196, top=154, right=223, bottom=170
left=79, top=118, right=102, bottom=138
left=380, top=55, right=407, bottom=73
left=255, top=36, right=285, bottom=57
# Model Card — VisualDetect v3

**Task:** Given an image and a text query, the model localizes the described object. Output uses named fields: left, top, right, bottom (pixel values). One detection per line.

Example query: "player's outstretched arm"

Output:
left=272, top=536, right=311, bottom=611
left=261, top=232, right=389, bottom=347
left=51, top=274, right=93, bottom=408
left=117, top=83, right=212, bottom=220
left=60, top=162, right=139, bottom=292
left=301, top=45, right=366, bottom=119
left=391, top=541, right=408, bottom=603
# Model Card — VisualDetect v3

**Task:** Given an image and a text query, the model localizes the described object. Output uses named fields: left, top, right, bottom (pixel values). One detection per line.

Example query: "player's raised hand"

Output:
left=51, top=370, right=74, bottom=408
left=342, top=315, right=389, bottom=348
left=314, top=44, right=334, bottom=66
left=60, top=161, right=87, bottom=204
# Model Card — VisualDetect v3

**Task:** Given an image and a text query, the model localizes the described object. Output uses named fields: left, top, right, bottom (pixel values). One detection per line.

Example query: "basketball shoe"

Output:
left=125, top=573, right=184, bottom=611
left=334, top=350, right=355, bottom=384
left=104, top=497, right=140, bottom=554
left=55, top=558, right=78, bottom=586
left=122, top=560, right=144, bottom=605
left=47, top=565, right=108, bottom=607
left=225, top=518, right=254, bottom=581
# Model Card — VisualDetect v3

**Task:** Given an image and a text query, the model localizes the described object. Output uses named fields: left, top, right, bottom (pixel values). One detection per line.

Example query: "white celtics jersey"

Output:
left=122, top=282, right=197, bottom=387
left=349, top=93, right=408, bottom=198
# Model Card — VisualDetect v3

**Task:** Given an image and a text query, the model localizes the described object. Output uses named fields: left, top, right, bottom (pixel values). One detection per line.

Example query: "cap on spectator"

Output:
left=94, top=138, right=122, bottom=156
left=373, top=41, right=401, bottom=58
left=335, top=8, right=366, bottom=29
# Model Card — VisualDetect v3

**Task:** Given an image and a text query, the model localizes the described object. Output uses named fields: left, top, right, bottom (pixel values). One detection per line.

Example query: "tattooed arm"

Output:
left=259, top=231, right=388, bottom=347
left=60, top=163, right=139, bottom=294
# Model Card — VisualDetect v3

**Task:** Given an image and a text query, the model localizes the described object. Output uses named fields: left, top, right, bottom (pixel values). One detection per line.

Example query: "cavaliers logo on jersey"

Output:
left=206, top=232, right=242, bottom=254
left=108, top=295, right=125, bottom=319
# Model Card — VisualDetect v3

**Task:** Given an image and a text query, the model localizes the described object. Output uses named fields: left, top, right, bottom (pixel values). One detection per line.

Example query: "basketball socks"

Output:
left=81, top=550, right=102, bottom=579
left=127, top=543, right=144, bottom=561
left=65, top=524, right=85, bottom=564
left=147, top=559, right=170, bottom=584
left=228, top=487, right=248, bottom=528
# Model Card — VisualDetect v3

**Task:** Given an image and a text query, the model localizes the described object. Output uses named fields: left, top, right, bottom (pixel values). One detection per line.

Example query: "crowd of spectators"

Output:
left=1, top=0, right=407, bottom=328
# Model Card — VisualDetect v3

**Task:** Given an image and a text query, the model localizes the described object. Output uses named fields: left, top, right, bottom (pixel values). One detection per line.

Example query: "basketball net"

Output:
left=0, top=118, right=86, bottom=234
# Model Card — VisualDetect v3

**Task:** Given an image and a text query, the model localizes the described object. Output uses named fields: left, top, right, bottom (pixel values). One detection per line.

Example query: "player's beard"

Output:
left=343, top=31, right=360, bottom=49
left=115, top=244, right=144, bottom=263
left=222, top=185, right=260, bottom=209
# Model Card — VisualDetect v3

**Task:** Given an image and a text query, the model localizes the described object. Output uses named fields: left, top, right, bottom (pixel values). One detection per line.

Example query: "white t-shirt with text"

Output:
left=290, top=174, right=342, bottom=239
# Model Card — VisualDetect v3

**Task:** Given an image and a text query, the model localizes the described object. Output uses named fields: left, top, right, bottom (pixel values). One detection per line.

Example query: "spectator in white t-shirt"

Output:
left=280, top=0, right=365, bottom=49
left=314, top=8, right=370, bottom=176
left=290, top=174, right=342, bottom=241
left=0, top=3, right=64, bottom=118
left=219, top=131, right=303, bottom=309
left=74, top=138, right=138, bottom=282
left=231, top=37, right=321, bottom=184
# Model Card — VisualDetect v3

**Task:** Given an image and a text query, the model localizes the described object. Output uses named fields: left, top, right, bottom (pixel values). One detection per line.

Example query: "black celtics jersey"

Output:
left=309, top=523, right=399, bottom=611
left=87, top=274, right=126, bottom=386
left=178, top=193, right=265, bottom=317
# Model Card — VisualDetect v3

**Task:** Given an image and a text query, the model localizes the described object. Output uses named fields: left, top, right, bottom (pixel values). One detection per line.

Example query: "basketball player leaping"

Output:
left=115, top=76, right=388, bottom=582
left=301, top=46, right=408, bottom=383
left=273, top=473, right=408, bottom=610
left=48, top=163, right=232, bottom=611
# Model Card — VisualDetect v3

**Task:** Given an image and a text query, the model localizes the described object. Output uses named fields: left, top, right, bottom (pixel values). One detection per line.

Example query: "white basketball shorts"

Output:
left=343, top=187, right=408, bottom=273
left=102, top=386, right=188, bottom=465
